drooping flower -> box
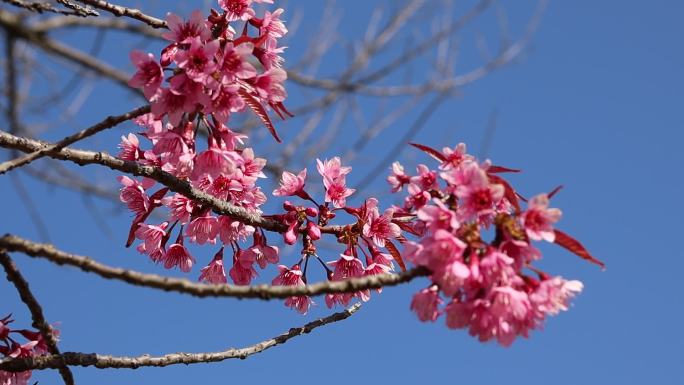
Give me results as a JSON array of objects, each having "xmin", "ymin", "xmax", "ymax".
[
  {"xmin": 411, "ymin": 286, "xmax": 443, "ymax": 322},
  {"xmin": 162, "ymin": 233, "xmax": 195, "ymax": 272},
  {"xmin": 272, "ymin": 264, "xmax": 313, "ymax": 314},
  {"xmin": 199, "ymin": 248, "xmax": 228, "ymax": 284}
]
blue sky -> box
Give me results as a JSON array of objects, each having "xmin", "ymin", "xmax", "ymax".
[{"xmin": 1, "ymin": 1, "xmax": 683, "ymax": 384}]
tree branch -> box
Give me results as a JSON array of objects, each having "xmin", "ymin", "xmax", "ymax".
[
  {"xmin": 0, "ymin": 303, "xmax": 361, "ymax": 371},
  {"xmin": 0, "ymin": 129, "xmax": 345, "ymax": 234},
  {"xmin": 0, "ymin": 252, "xmax": 76, "ymax": 384},
  {"xmin": 73, "ymin": 0, "xmax": 166, "ymax": 29},
  {"xmin": 1, "ymin": 0, "xmax": 94, "ymax": 16},
  {"xmin": 0, "ymin": 234, "xmax": 430, "ymax": 299},
  {"xmin": 0, "ymin": 105, "xmax": 150, "ymax": 175}
]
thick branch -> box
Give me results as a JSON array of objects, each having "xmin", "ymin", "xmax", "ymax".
[
  {"xmin": 0, "ymin": 129, "xmax": 340, "ymax": 233},
  {"xmin": 0, "ymin": 303, "xmax": 360, "ymax": 371},
  {"xmin": 0, "ymin": 234, "xmax": 430, "ymax": 299},
  {"xmin": 0, "ymin": 252, "xmax": 76, "ymax": 384},
  {"xmin": 0, "ymin": 105, "xmax": 149, "ymax": 175}
]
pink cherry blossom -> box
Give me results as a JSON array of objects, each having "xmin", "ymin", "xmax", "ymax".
[
  {"xmin": 243, "ymin": 231, "xmax": 279, "ymax": 269},
  {"xmin": 253, "ymin": 37, "xmax": 286, "ymax": 70},
  {"xmin": 530, "ymin": 277, "xmax": 583, "ymax": 315},
  {"xmin": 316, "ymin": 156, "xmax": 351, "ymax": 183},
  {"xmin": 229, "ymin": 250, "xmax": 258, "ymax": 285},
  {"xmin": 128, "ymin": 51, "xmax": 163, "ymax": 99},
  {"xmin": 218, "ymin": 216, "xmax": 255, "ymax": 244},
  {"xmin": 163, "ymin": 11, "xmax": 211, "ymax": 43},
  {"xmin": 185, "ymin": 213, "xmax": 218, "ymax": 245},
  {"xmin": 219, "ymin": 0, "xmax": 255, "ymax": 21},
  {"xmin": 273, "ymin": 168, "xmax": 307, "ymax": 197},
  {"xmin": 217, "ymin": 43, "xmax": 257, "ymax": 84},
  {"xmin": 272, "ymin": 264, "xmax": 313, "ymax": 314},
  {"xmin": 453, "ymin": 162, "xmax": 504, "ymax": 223},
  {"xmin": 199, "ymin": 248, "xmax": 228, "ymax": 284},
  {"xmin": 259, "ymin": 8, "xmax": 287, "ymax": 38},
  {"xmin": 174, "ymin": 37, "xmax": 219, "ymax": 83},
  {"xmin": 117, "ymin": 133, "xmax": 142, "ymax": 161},
  {"xmin": 252, "ymin": 67, "xmax": 287, "ymax": 103},
  {"xmin": 118, "ymin": 176, "xmax": 154, "ymax": 216},
  {"xmin": 411, "ymin": 286, "xmax": 442, "ymax": 322},
  {"xmin": 363, "ymin": 206, "xmax": 400, "ymax": 247},
  {"xmin": 163, "ymin": 237, "xmax": 195, "ymax": 272},
  {"xmin": 521, "ymin": 193, "xmax": 562, "ymax": 242},
  {"xmin": 162, "ymin": 193, "xmax": 195, "ymax": 224},
  {"xmin": 440, "ymin": 142, "xmax": 472, "ymax": 170},
  {"xmin": 387, "ymin": 161, "xmax": 410, "ymax": 192},
  {"xmin": 134, "ymin": 222, "xmax": 168, "ymax": 262}
]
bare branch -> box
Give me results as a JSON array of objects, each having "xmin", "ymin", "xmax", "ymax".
[
  {"xmin": 0, "ymin": 303, "xmax": 361, "ymax": 371},
  {"xmin": 0, "ymin": 105, "xmax": 150, "ymax": 175},
  {"xmin": 32, "ymin": 16, "xmax": 163, "ymax": 39},
  {"xmin": 1, "ymin": 0, "xmax": 93, "ymax": 16},
  {"xmin": 54, "ymin": 0, "xmax": 98, "ymax": 17},
  {"xmin": 0, "ymin": 234, "xmax": 430, "ymax": 299},
  {"xmin": 73, "ymin": 0, "xmax": 166, "ymax": 29},
  {"xmin": 0, "ymin": 9, "xmax": 134, "ymax": 89},
  {"xmin": 0, "ymin": 252, "xmax": 76, "ymax": 384},
  {"xmin": 0, "ymin": 130, "xmax": 327, "ymax": 233}
]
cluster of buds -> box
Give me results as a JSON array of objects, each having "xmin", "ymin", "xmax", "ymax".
[
  {"xmin": 0, "ymin": 314, "xmax": 56, "ymax": 385},
  {"xmin": 393, "ymin": 143, "xmax": 603, "ymax": 346},
  {"xmin": 114, "ymin": 0, "xmax": 600, "ymax": 346}
]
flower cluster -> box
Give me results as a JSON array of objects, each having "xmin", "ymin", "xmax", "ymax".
[
  {"xmin": 395, "ymin": 143, "xmax": 602, "ymax": 346},
  {"xmin": 119, "ymin": 1, "xmax": 291, "ymax": 284},
  {"xmin": 113, "ymin": 0, "xmax": 600, "ymax": 346},
  {"xmin": 0, "ymin": 314, "xmax": 56, "ymax": 385},
  {"xmin": 268, "ymin": 156, "xmax": 398, "ymax": 314}
]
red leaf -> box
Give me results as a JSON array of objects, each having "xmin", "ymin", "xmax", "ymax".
[
  {"xmin": 385, "ymin": 240, "xmax": 407, "ymax": 272},
  {"xmin": 548, "ymin": 185, "xmax": 564, "ymax": 199},
  {"xmin": 488, "ymin": 165, "xmax": 521, "ymax": 173},
  {"xmin": 395, "ymin": 220, "xmax": 422, "ymax": 237},
  {"xmin": 554, "ymin": 229, "xmax": 605, "ymax": 269},
  {"xmin": 488, "ymin": 174, "xmax": 521, "ymax": 213},
  {"xmin": 409, "ymin": 143, "xmax": 446, "ymax": 162},
  {"xmin": 238, "ymin": 88, "xmax": 281, "ymax": 143}
]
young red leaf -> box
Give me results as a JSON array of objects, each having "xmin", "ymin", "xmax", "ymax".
[
  {"xmin": 554, "ymin": 229, "xmax": 605, "ymax": 269},
  {"xmin": 238, "ymin": 88, "xmax": 282, "ymax": 143},
  {"xmin": 548, "ymin": 185, "xmax": 564, "ymax": 199},
  {"xmin": 488, "ymin": 174, "xmax": 521, "ymax": 213},
  {"xmin": 488, "ymin": 165, "xmax": 521, "ymax": 173},
  {"xmin": 385, "ymin": 240, "xmax": 407, "ymax": 272},
  {"xmin": 409, "ymin": 143, "xmax": 446, "ymax": 162}
]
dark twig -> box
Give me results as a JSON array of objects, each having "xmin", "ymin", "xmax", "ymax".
[
  {"xmin": 73, "ymin": 0, "xmax": 166, "ymax": 29},
  {"xmin": 0, "ymin": 105, "xmax": 149, "ymax": 175},
  {"xmin": 0, "ymin": 303, "xmax": 360, "ymax": 371},
  {"xmin": 0, "ymin": 252, "xmax": 76, "ymax": 384},
  {"xmin": 1, "ymin": 0, "xmax": 92, "ymax": 16}
]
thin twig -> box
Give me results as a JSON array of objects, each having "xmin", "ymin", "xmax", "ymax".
[
  {"xmin": 0, "ymin": 9, "xmax": 134, "ymax": 89},
  {"xmin": 0, "ymin": 252, "xmax": 76, "ymax": 384},
  {"xmin": 73, "ymin": 0, "xmax": 166, "ymax": 29},
  {"xmin": 0, "ymin": 303, "xmax": 361, "ymax": 371},
  {"xmin": 1, "ymin": 0, "xmax": 91, "ymax": 16},
  {"xmin": 0, "ymin": 234, "xmax": 430, "ymax": 299},
  {"xmin": 0, "ymin": 105, "xmax": 149, "ymax": 175}
]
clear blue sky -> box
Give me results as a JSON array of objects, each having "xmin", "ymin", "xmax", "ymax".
[{"xmin": 1, "ymin": 1, "xmax": 682, "ymax": 384}]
